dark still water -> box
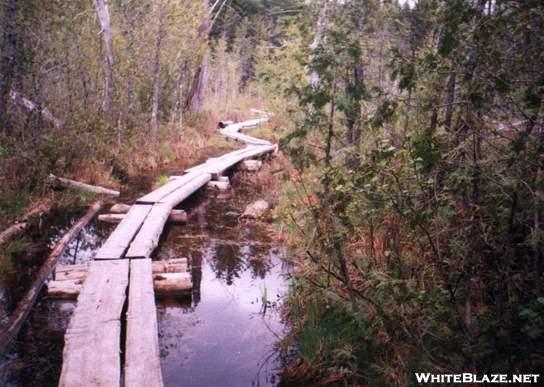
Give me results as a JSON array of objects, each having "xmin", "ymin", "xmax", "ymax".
[
  {"xmin": 0, "ymin": 172, "xmax": 290, "ymax": 387},
  {"xmin": 157, "ymin": 175, "xmax": 290, "ymax": 387}
]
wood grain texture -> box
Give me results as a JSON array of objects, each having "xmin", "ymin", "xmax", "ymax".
[
  {"xmin": 125, "ymin": 259, "xmax": 164, "ymax": 387},
  {"xmin": 137, "ymin": 171, "xmax": 202, "ymax": 204},
  {"xmin": 59, "ymin": 259, "xmax": 129, "ymax": 387},
  {"xmin": 125, "ymin": 203, "xmax": 171, "ymax": 258},
  {"xmin": 158, "ymin": 172, "xmax": 212, "ymax": 208},
  {"xmin": 94, "ymin": 204, "xmax": 152, "ymax": 259}
]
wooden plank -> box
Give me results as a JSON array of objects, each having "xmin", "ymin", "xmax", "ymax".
[
  {"xmin": 125, "ymin": 259, "xmax": 164, "ymax": 387},
  {"xmin": 59, "ymin": 260, "xmax": 129, "ymax": 387},
  {"xmin": 48, "ymin": 279, "xmax": 83, "ymax": 299},
  {"xmin": 109, "ymin": 203, "xmax": 131, "ymax": 213},
  {"xmin": 128, "ymin": 173, "xmax": 211, "ymax": 259},
  {"xmin": 184, "ymin": 147, "xmax": 249, "ymax": 174},
  {"xmin": 94, "ymin": 204, "xmax": 152, "ymax": 259},
  {"xmin": 158, "ymin": 172, "xmax": 212, "ymax": 207},
  {"xmin": 98, "ymin": 209, "xmax": 187, "ymax": 224},
  {"xmin": 125, "ymin": 204, "xmax": 171, "ymax": 259},
  {"xmin": 137, "ymin": 171, "xmax": 202, "ymax": 204},
  {"xmin": 206, "ymin": 145, "xmax": 276, "ymax": 176}
]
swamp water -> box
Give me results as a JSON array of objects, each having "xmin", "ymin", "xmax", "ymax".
[{"xmin": 0, "ymin": 173, "xmax": 290, "ymax": 386}]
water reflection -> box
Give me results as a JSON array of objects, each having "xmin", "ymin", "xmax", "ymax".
[
  {"xmin": 0, "ymin": 209, "xmax": 112, "ymax": 386},
  {"xmin": 157, "ymin": 182, "xmax": 290, "ymax": 387}
]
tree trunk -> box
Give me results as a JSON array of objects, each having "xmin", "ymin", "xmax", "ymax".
[
  {"xmin": 150, "ymin": 1, "xmax": 166, "ymax": 139},
  {"xmin": 122, "ymin": 5, "xmax": 138, "ymax": 118},
  {"xmin": 0, "ymin": 0, "xmax": 20, "ymax": 130},
  {"xmin": 185, "ymin": 49, "xmax": 209, "ymax": 114},
  {"xmin": 0, "ymin": 202, "xmax": 103, "ymax": 352},
  {"xmin": 172, "ymin": 61, "xmax": 186, "ymax": 129},
  {"xmin": 185, "ymin": 0, "xmax": 211, "ymax": 114},
  {"xmin": 94, "ymin": 0, "xmax": 115, "ymax": 120},
  {"xmin": 309, "ymin": 0, "xmax": 330, "ymax": 88},
  {"xmin": 444, "ymin": 68, "xmax": 457, "ymax": 131}
]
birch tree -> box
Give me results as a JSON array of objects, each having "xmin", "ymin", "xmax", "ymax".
[{"xmin": 94, "ymin": 0, "xmax": 115, "ymax": 120}]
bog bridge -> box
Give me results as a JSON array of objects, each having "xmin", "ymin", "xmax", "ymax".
[{"xmin": 58, "ymin": 113, "xmax": 276, "ymax": 387}]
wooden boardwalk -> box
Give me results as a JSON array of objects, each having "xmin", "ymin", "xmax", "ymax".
[{"xmin": 59, "ymin": 113, "xmax": 274, "ymax": 386}]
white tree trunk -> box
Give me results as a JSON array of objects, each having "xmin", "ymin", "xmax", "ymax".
[
  {"xmin": 309, "ymin": 0, "xmax": 330, "ymax": 88},
  {"xmin": 94, "ymin": 0, "xmax": 115, "ymax": 118},
  {"xmin": 150, "ymin": 1, "xmax": 166, "ymax": 139}
]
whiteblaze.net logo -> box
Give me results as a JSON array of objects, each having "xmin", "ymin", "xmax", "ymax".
[{"xmin": 415, "ymin": 373, "xmax": 540, "ymax": 384}]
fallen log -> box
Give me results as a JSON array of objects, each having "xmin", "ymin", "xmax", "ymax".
[
  {"xmin": 241, "ymin": 199, "xmax": 270, "ymax": 219},
  {"xmin": 48, "ymin": 279, "xmax": 84, "ymax": 299},
  {"xmin": 0, "ymin": 201, "xmax": 103, "ymax": 352},
  {"xmin": 207, "ymin": 181, "xmax": 230, "ymax": 191},
  {"xmin": 47, "ymin": 258, "xmax": 189, "ymax": 299},
  {"xmin": 109, "ymin": 203, "xmax": 132, "ymax": 213},
  {"xmin": 241, "ymin": 159, "xmax": 263, "ymax": 172},
  {"xmin": 0, "ymin": 201, "xmax": 52, "ymax": 247},
  {"xmin": 47, "ymin": 174, "xmax": 120, "ymax": 196},
  {"xmin": 153, "ymin": 272, "xmax": 192, "ymax": 296},
  {"xmin": 9, "ymin": 89, "xmax": 63, "ymax": 129},
  {"xmin": 97, "ymin": 210, "xmax": 188, "ymax": 224}
]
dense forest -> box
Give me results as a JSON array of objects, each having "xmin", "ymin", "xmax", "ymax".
[{"xmin": 1, "ymin": 0, "xmax": 543, "ymax": 385}]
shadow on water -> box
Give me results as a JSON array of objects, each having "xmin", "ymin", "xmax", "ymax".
[
  {"xmin": 0, "ymin": 171, "xmax": 291, "ymax": 387},
  {"xmin": 157, "ymin": 173, "xmax": 291, "ymax": 387},
  {"xmin": 0, "ymin": 208, "xmax": 114, "ymax": 386}
]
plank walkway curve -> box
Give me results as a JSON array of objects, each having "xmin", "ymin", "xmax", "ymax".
[{"xmin": 59, "ymin": 112, "xmax": 275, "ymax": 387}]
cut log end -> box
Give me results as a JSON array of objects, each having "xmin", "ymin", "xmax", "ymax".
[
  {"xmin": 241, "ymin": 159, "xmax": 263, "ymax": 172},
  {"xmin": 47, "ymin": 258, "xmax": 191, "ymax": 299}
]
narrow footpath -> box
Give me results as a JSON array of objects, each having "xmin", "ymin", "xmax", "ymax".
[{"xmin": 59, "ymin": 112, "xmax": 276, "ymax": 387}]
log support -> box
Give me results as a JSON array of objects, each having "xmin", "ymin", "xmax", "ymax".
[{"xmin": 47, "ymin": 258, "xmax": 190, "ymax": 299}]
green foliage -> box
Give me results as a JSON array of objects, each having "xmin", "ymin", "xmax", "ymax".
[{"xmin": 277, "ymin": 0, "xmax": 544, "ymax": 384}]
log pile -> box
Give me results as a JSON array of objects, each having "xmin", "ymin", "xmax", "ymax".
[{"xmin": 47, "ymin": 258, "xmax": 192, "ymax": 299}]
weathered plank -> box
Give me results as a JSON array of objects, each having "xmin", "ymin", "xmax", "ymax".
[
  {"xmin": 109, "ymin": 203, "xmax": 132, "ymax": 213},
  {"xmin": 205, "ymin": 145, "xmax": 276, "ymax": 176},
  {"xmin": 59, "ymin": 259, "xmax": 129, "ymax": 387},
  {"xmin": 48, "ymin": 279, "xmax": 83, "ymax": 299},
  {"xmin": 184, "ymin": 147, "xmax": 249, "ymax": 174},
  {"xmin": 98, "ymin": 209, "xmax": 187, "ymax": 224},
  {"xmin": 158, "ymin": 172, "xmax": 212, "ymax": 207},
  {"xmin": 219, "ymin": 117, "xmax": 271, "ymax": 145},
  {"xmin": 94, "ymin": 204, "xmax": 152, "ymax": 259},
  {"xmin": 125, "ymin": 204, "xmax": 171, "ymax": 259},
  {"xmin": 125, "ymin": 259, "xmax": 164, "ymax": 387},
  {"xmin": 137, "ymin": 171, "xmax": 203, "ymax": 204}
]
